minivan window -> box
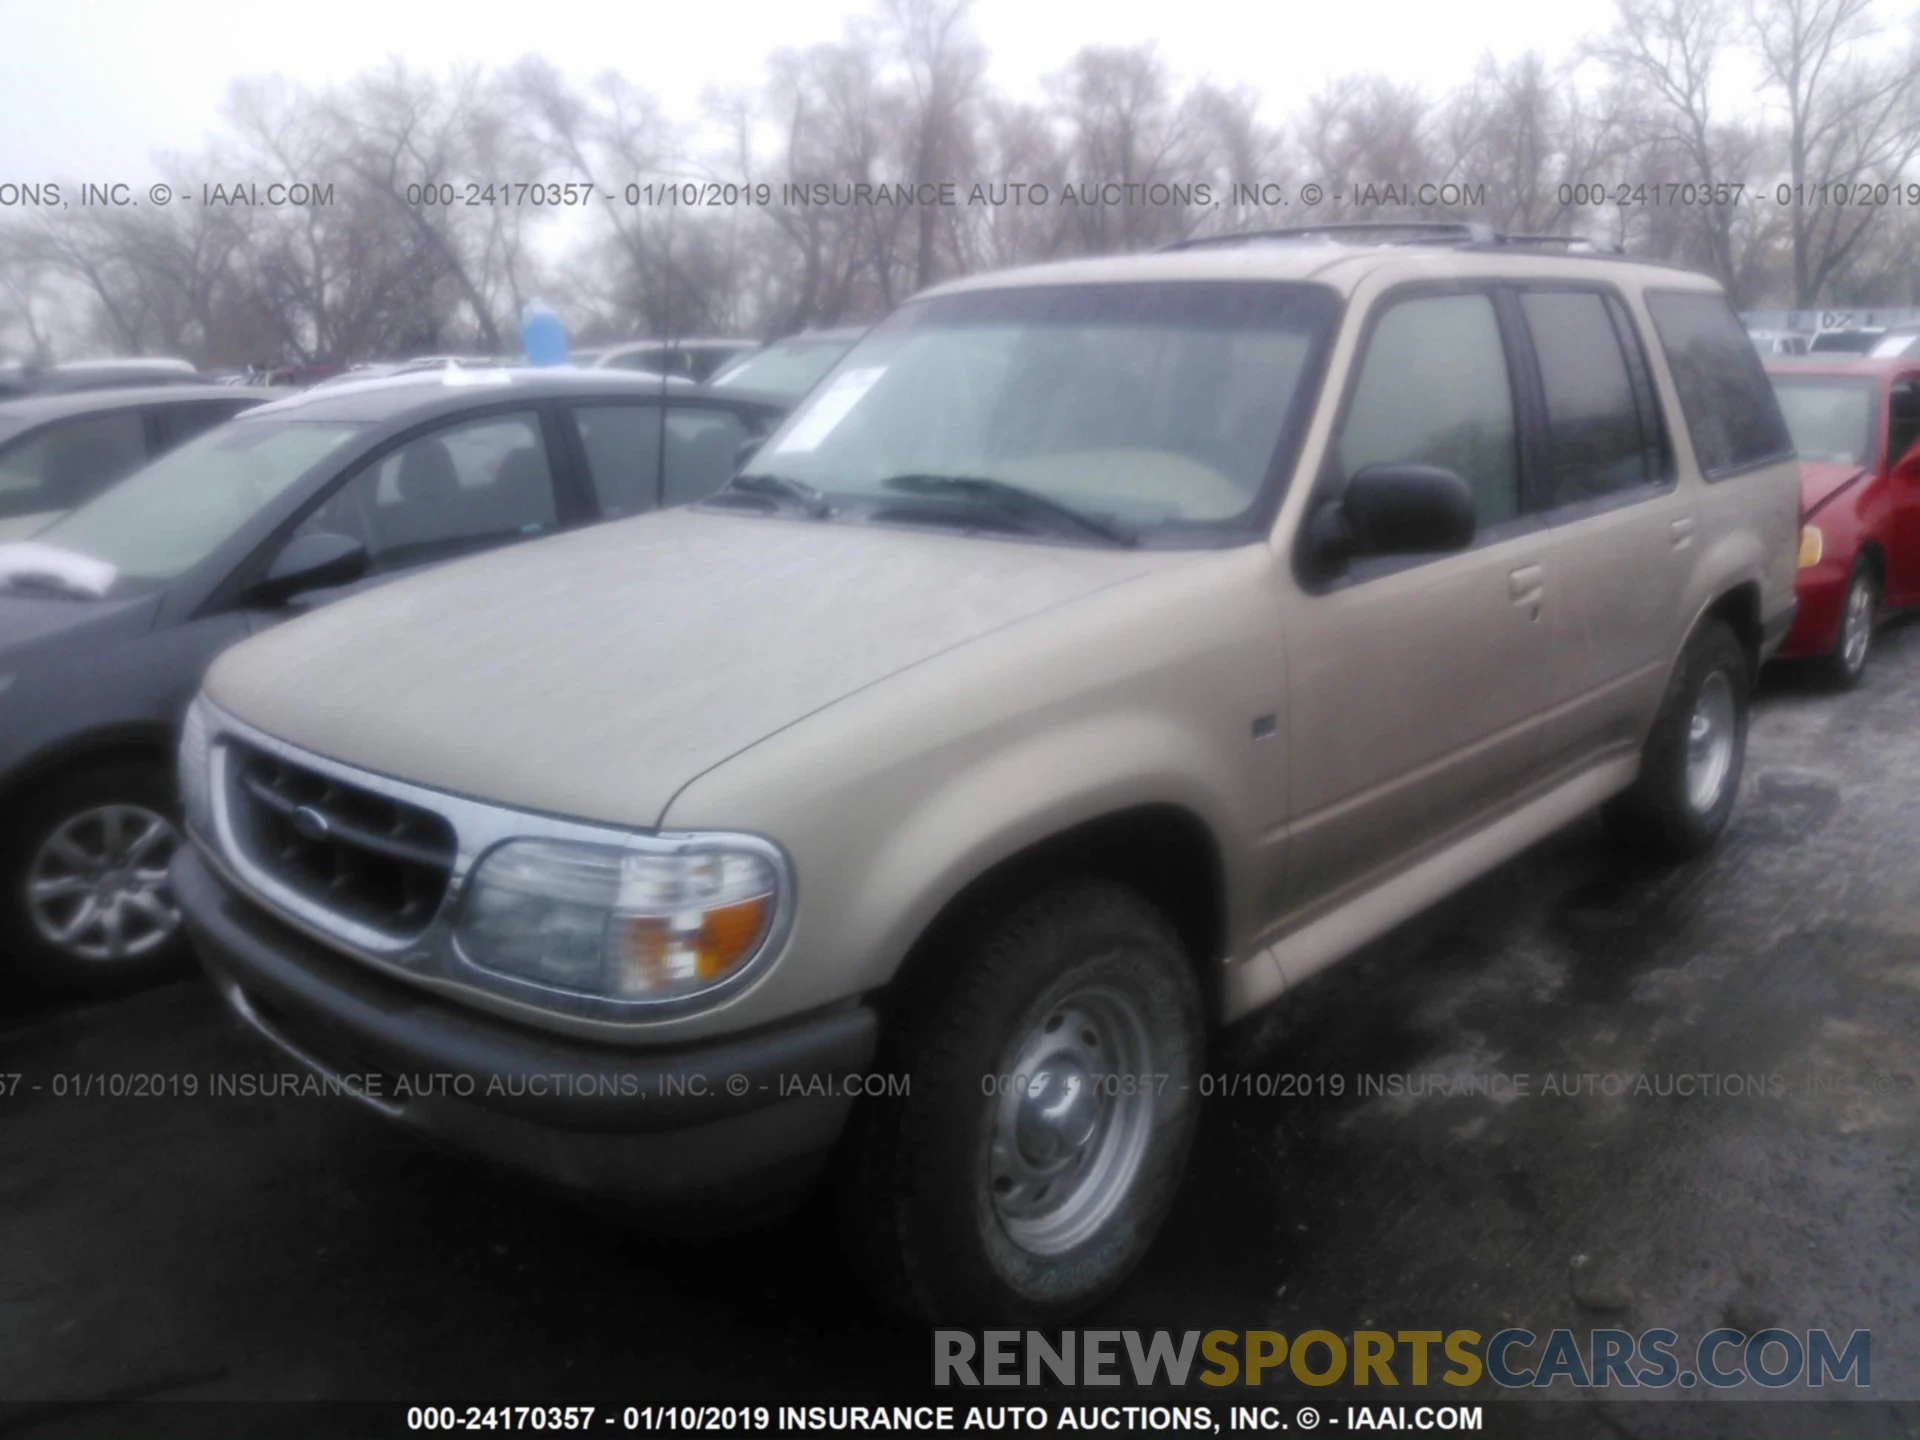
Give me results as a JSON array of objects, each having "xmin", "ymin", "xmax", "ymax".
[
  {"xmin": 1767, "ymin": 375, "xmax": 1876, "ymax": 467},
  {"xmin": 295, "ymin": 411, "xmax": 555, "ymax": 570},
  {"xmin": 574, "ymin": 403, "xmax": 663, "ymax": 519},
  {"xmin": 741, "ymin": 283, "xmax": 1339, "ymax": 537},
  {"xmin": 1646, "ymin": 292, "xmax": 1793, "ymax": 478},
  {"xmin": 1338, "ymin": 292, "xmax": 1519, "ymax": 526},
  {"xmin": 1522, "ymin": 290, "xmax": 1658, "ymax": 506},
  {"xmin": 34, "ymin": 419, "xmax": 363, "ymax": 581}
]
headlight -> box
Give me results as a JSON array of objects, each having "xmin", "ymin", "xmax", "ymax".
[
  {"xmin": 1798, "ymin": 524, "xmax": 1825, "ymax": 569},
  {"xmin": 453, "ymin": 838, "xmax": 785, "ymax": 1005},
  {"xmin": 178, "ymin": 695, "xmax": 213, "ymax": 835}
]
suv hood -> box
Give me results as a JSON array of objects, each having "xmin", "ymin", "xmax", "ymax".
[{"xmin": 205, "ymin": 508, "xmax": 1182, "ymax": 826}]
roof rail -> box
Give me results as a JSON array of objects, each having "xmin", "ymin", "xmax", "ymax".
[
  {"xmin": 1161, "ymin": 222, "xmax": 1625, "ymax": 255},
  {"xmin": 1496, "ymin": 232, "xmax": 1623, "ymax": 254},
  {"xmin": 1161, "ymin": 221, "xmax": 1500, "ymax": 252}
]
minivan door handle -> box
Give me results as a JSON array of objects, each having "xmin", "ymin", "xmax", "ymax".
[{"xmin": 1670, "ymin": 517, "xmax": 1696, "ymax": 548}]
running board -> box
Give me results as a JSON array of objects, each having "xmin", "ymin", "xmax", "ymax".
[{"xmin": 1222, "ymin": 756, "xmax": 1638, "ymax": 1022}]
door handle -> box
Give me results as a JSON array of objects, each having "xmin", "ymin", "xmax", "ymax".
[
  {"xmin": 1508, "ymin": 564, "xmax": 1544, "ymax": 600},
  {"xmin": 1670, "ymin": 517, "xmax": 1696, "ymax": 548}
]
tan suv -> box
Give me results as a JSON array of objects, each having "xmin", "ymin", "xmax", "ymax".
[{"xmin": 172, "ymin": 224, "xmax": 1799, "ymax": 1323}]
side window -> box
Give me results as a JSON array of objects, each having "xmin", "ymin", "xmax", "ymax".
[
  {"xmin": 1888, "ymin": 380, "xmax": 1920, "ymax": 469},
  {"xmin": 1521, "ymin": 290, "xmax": 1659, "ymax": 508},
  {"xmin": 1338, "ymin": 292, "xmax": 1519, "ymax": 526},
  {"xmin": 663, "ymin": 407, "xmax": 752, "ymax": 507},
  {"xmin": 574, "ymin": 403, "xmax": 663, "ymax": 519},
  {"xmin": 0, "ymin": 410, "xmax": 148, "ymax": 521},
  {"xmin": 1645, "ymin": 291, "xmax": 1793, "ymax": 478},
  {"xmin": 296, "ymin": 410, "xmax": 554, "ymax": 570}
]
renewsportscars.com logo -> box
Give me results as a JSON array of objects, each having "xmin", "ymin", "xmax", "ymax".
[{"xmin": 933, "ymin": 1328, "xmax": 1872, "ymax": 1390}]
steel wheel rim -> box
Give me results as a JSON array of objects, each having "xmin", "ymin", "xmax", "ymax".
[
  {"xmin": 1684, "ymin": 670, "xmax": 1737, "ymax": 814},
  {"xmin": 988, "ymin": 984, "xmax": 1156, "ymax": 1257},
  {"xmin": 1840, "ymin": 576, "xmax": 1874, "ymax": 674},
  {"xmin": 25, "ymin": 804, "xmax": 181, "ymax": 963}
]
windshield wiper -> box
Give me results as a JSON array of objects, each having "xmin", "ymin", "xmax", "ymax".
[
  {"xmin": 879, "ymin": 474, "xmax": 1137, "ymax": 548},
  {"xmin": 716, "ymin": 472, "xmax": 833, "ymax": 518}
]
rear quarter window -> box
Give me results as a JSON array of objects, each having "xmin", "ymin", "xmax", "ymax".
[{"xmin": 1645, "ymin": 291, "xmax": 1794, "ymax": 479}]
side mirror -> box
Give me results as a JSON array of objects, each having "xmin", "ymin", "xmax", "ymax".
[
  {"xmin": 1307, "ymin": 464, "xmax": 1477, "ymax": 569},
  {"xmin": 250, "ymin": 531, "xmax": 368, "ymax": 604}
]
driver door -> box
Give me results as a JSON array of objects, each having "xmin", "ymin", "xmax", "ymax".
[{"xmin": 1277, "ymin": 288, "xmax": 1557, "ymax": 930}]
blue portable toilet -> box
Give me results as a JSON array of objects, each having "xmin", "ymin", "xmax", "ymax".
[{"xmin": 520, "ymin": 301, "xmax": 569, "ymax": 366}]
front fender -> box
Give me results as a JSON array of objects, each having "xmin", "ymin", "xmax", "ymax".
[{"xmin": 843, "ymin": 707, "xmax": 1252, "ymax": 995}]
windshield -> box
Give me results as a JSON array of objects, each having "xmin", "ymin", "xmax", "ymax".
[
  {"xmin": 33, "ymin": 417, "xmax": 364, "ymax": 581},
  {"xmin": 737, "ymin": 283, "xmax": 1338, "ymax": 540},
  {"xmin": 1769, "ymin": 376, "xmax": 1877, "ymax": 466},
  {"xmin": 710, "ymin": 335, "xmax": 858, "ymax": 395}
]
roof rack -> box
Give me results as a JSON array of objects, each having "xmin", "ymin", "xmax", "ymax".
[
  {"xmin": 1161, "ymin": 221, "xmax": 1499, "ymax": 251},
  {"xmin": 1500, "ymin": 232, "xmax": 1623, "ymax": 254},
  {"xmin": 1159, "ymin": 222, "xmax": 1623, "ymax": 255}
]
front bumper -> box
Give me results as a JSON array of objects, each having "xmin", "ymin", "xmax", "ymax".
[
  {"xmin": 1775, "ymin": 565, "xmax": 1845, "ymax": 661},
  {"xmin": 1759, "ymin": 593, "xmax": 1801, "ymax": 664},
  {"xmin": 174, "ymin": 844, "xmax": 878, "ymax": 1217}
]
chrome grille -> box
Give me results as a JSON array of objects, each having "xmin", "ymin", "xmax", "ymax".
[{"xmin": 227, "ymin": 743, "xmax": 457, "ymax": 936}]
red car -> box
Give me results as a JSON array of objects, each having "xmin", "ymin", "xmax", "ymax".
[{"xmin": 1765, "ymin": 357, "xmax": 1920, "ymax": 684}]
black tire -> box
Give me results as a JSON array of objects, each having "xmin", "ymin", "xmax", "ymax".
[
  {"xmin": 0, "ymin": 761, "xmax": 190, "ymax": 994},
  {"xmin": 1821, "ymin": 561, "xmax": 1879, "ymax": 689},
  {"xmin": 838, "ymin": 878, "xmax": 1205, "ymax": 1324},
  {"xmin": 1603, "ymin": 618, "xmax": 1748, "ymax": 863}
]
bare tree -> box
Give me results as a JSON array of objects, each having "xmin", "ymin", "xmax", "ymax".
[
  {"xmin": 1300, "ymin": 74, "xmax": 1436, "ymax": 220},
  {"xmin": 1590, "ymin": 0, "xmax": 1746, "ymax": 289},
  {"xmin": 1746, "ymin": 0, "xmax": 1920, "ymax": 304}
]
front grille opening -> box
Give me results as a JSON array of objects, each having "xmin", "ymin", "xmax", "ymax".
[{"xmin": 230, "ymin": 745, "xmax": 456, "ymax": 936}]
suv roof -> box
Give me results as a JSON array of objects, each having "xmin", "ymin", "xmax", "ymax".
[{"xmin": 923, "ymin": 226, "xmax": 1717, "ymax": 301}]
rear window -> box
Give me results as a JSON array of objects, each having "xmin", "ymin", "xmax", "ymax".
[{"xmin": 1645, "ymin": 292, "xmax": 1793, "ymax": 478}]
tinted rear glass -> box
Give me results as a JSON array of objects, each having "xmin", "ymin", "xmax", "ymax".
[
  {"xmin": 1646, "ymin": 292, "xmax": 1793, "ymax": 478},
  {"xmin": 1522, "ymin": 290, "xmax": 1661, "ymax": 505}
]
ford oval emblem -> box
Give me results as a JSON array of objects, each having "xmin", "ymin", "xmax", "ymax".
[{"xmin": 290, "ymin": 805, "xmax": 332, "ymax": 842}]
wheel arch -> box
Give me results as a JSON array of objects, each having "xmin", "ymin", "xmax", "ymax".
[
  {"xmin": 0, "ymin": 724, "xmax": 177, "ymax": 819},
  {"xmin": 1698, "ymin": 580, "xmax": 1763, "ymax": 685},
  {"xmin": 876, "ymin": 802, "xmax": 1232, "ymax": 1027}
]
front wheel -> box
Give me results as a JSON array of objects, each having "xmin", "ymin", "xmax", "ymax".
[
  {"xmin": 1604, "ymin": 618, "xmax": 1748, "ymax": 863},
  {"xmin": 840, "ymin": 879, "xmax": 1204, "ymax": 1324},
  {"xmin": 0, "ymin": 762, "xmax": 188, "ymax": 993},
  {"xmin": 1823, "ymin": 561, "xmax": 1878, "ymax": 688}
]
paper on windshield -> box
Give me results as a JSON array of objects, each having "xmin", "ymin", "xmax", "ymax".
[
  {"xmin": 770, "ymin": 366, "xmax": 886, "ymax": 454},
  {"xmin": 0, "ymin": 541, "xmax": 119, "ymax": 597}
]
